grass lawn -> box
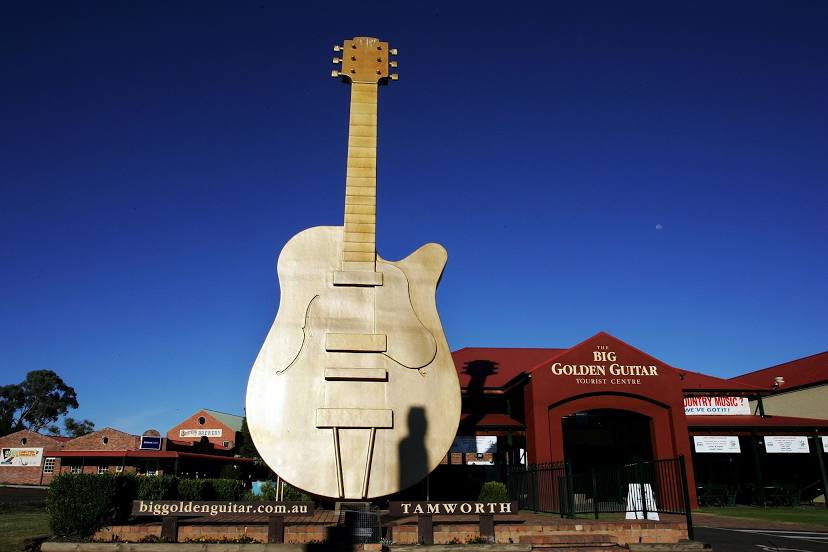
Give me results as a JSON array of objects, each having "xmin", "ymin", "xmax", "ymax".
[
  {"xmin": 0, "ymin": 507, "xmax": 51, "ymax": 551},
  {"xmin": 696, "ymin": 507, "xmax": 828, "ymax": 528}
]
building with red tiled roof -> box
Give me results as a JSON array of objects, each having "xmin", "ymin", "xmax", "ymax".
[
  {"xmin": 730, "ymin": 350, "xmax": 828, "ymax": 421},
  {"xmin": 0, "ymin": 410, "xmax": 255, "ymax": 486},
  {"xmin": 444, "ymin": 332, "xmax": 828, "ymax": 508}
]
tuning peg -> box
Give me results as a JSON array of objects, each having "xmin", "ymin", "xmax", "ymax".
[
  {"xmin": 390, "ymin": 74, "xmax": 399, "ymax": 81},
  {"xmin": 389, "ymin": 60, "xmax": 398, "ymax": 68},
  {"xmin": 333, "ymin": 45, "xmax": 342, "ymax": 52},
  {"xmin": 332, "ymin": 57, "xmax": 342, "ymax": 64},
  {"xmin": 389, "ymin": 48, "xmax": 398, "ymax": 55},
  {"xmin": 331, "ymin": 70, "xmax": 341, "ymax": 78}
]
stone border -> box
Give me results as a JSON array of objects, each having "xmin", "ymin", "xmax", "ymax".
[{"xmin": 42, "ymin": 544, "xmax": 383, "ymax": 552}]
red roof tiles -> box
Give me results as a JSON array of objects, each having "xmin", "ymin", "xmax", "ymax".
[
  {"xmin": 731, "ymin": 350, "xmax": 828, "ymax": 391},
  {"xmin": 679, "ymin": 369, "xmax": 767, "ymax": 393},
  {"xmin": 452, "ymin": 347, "xmax": 565, "ymax": 389}
]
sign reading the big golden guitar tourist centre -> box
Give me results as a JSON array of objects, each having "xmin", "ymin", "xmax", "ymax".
[{"xmin": 550, "ymin": 347, "xmax": 658, "ymax": 386}]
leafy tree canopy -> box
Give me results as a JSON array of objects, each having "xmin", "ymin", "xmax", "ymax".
[
  {"xmin": 238, "ymin": 417, "xmax": 260, "ymax": 459},
  {"xmin": 0, "ymin": 370, "xmax": 80, "ymax": 434},
  {"xmin": 48, "ymin": 417, "xmax": 96, "ymax": 438}
]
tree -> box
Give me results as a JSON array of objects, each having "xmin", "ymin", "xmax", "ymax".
[
  {"xmin": 238, "ymin": 417, "xmax": 260, "ymax": 459},
  {"xmin": 0, "ymin": 370, "xmax": 80, "ymax": 434},
  {"xmin": 62, "ymin": 417, "xmax": 96, "ymax": 437}
]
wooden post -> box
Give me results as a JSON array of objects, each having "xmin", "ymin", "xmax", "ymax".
[
  {"xmin": 268, "ymin": 515, "xmax": 285, "ymax": 544},
  {"xmin": 479, "ymin": 514, "xmax": 494, "ymax": 542},
  {"xmin": 813, "ymin": 436, "xmax": 828, "ymax": 510},
  {"xmin": 160, "ymin": 516, "xmax": 178, "ymax": 542},
  {"xmin": 417, "ymin": 514, "xmax": 433, "ymax": 545}
]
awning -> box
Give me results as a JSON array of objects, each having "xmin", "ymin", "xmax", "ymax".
[
  {"xmin": 459, "ymin": 413, "xmax": 525, "ymax": 429},
  {"xmin": 687, "ymin": 414, "xmax": 828, "ymax": 430}
]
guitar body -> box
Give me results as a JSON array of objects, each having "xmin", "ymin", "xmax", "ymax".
[{"xmin": 246, "ymin": 226, "xmax": 460, "ymax": 499}]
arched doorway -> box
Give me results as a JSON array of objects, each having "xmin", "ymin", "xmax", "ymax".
[{"xmin": 562, "ymin": 409, "xmax": 653, "ymax": 471}]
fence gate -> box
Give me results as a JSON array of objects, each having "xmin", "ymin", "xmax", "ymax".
[{"xmin": 507, "ymin": 456, "xmax": 694, "ymax": 539}]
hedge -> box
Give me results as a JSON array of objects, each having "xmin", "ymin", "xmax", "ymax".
[
  {"xmin": 137, "ymin": 475, "xmax": 178, "ymax": 500},
  {"xmin": 211, "ymin": 478, "xmax": 244, "ymax": 500},
  {"xmin": 48, "ymin": 474, "xmax": 252, "ymax": 536},
  {"xmin": 178, "ymin": 478, "xmax": 213, "ymax": 500},
  {"xmin": 47, "ymin": 473, "xmax": 138, "ymax": 537}
]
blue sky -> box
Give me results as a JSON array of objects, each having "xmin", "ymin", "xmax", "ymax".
[{"xmin": 2, "ymin": 1, "xmax": 826, "ymax": 435}]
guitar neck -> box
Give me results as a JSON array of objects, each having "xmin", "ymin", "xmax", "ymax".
[{"xmin": 342, "ymin": 82, "xmax": 378, "ymax": 272}]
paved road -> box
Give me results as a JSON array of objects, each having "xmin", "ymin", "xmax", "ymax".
[{"xmin": 697, "ymin": 527, "xmax": 828, "ymax": 552}]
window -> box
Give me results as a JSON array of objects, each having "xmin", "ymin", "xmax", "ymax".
[
  {"xmin": 197, "ymin": 416, "xmax": 206, "ymax": 425},
  {"xmin": 70, "ymin": 465, "xmax": 82, "ymax": 474},
  {"xmin": 223, "ymin": 441, "xmax": 230, "ymax": 448},
  {"xmin": 43, "ymin": 458, "xmax": 55, "ymax": 474},
  {"xmin": 97, "ymin": 465, "xmax": 108, "ymax": 474},
  {"xmin": 20, "ymin": 437, "xmax": 27, "ymax": 445},
  {"xmin": 102, "ymin": 437, "xmax": 109, "ymax": 445},
  {"xmin": 115, "ymin": 465, "xmax": 124, "ymax": 473}
]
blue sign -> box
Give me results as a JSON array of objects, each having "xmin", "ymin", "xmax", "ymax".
[{"xmin": 140, "ymin": 436, "xmax": 162, "ymax": 450}]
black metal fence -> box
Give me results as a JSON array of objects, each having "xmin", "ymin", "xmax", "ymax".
[{"xmin": 507, "ymin": 456, "xmax": 693, "ymax": 539}]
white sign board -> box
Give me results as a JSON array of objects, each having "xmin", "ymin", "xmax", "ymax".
[
  {"xmin": 1, "ymin": 447, "xmax": 44, "ymax": 467},
  {"xmin": 684, "ymin": 396, "xmax": 750, "ymax": 415},
  {"xmin": 822, "ymin": 436, "xmax": 828, "ymax": 453},
  {"xmin": 179, "ymin": 429, "xmax": 222, "ymax": 438},
  {"xmin": 450, "ymin": 436, "xmax": 497, "ymax": 454},
  {"xmin": 764, "ymin": 436, "xmax": 809, "ymax": 454},
  {"xmin": 693, "ymin": 436, "xmax": 741, "ymax": 453},
  {"xmin": 625, "ymin": 483, "xmax": 659, "ymax": 520}
]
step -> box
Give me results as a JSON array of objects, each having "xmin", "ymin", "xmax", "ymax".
[
  {"xmin": 628, "ymin": 543, "xmax": 710, "ymax": 552},
  {"xmin": 520, "ymin": 534, "xmax": 618, "ymax": 546},
  {"xmin": 389, "ymin": 546, "xmax": 531, "ymax": 552}
]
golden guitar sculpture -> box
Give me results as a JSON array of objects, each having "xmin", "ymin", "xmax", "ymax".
[{"xmin": 246, "ymin": 37, "xmax": 461, "ymax": 499}]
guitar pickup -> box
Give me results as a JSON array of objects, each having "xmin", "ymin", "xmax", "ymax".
[
  {"xmin": 325, "ymin": 333, "xmax": 387, "ymax": 352},
  {"xmin": 316, "ymin": 408, "xmax": 393, "ymax": 429},
  {"xmin": 333, "ymin": 271, "xmax": 383, "ymax": 287},
  {"xmin": 325, "ymin": 368, "xmax": 387, "ymax": 381}
]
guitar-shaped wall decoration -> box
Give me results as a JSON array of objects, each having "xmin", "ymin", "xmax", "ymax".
[{"xmin": 246, "ymin": 37, "xmax": 460, "ymax": 500}]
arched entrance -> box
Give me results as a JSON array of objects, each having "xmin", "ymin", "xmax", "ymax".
[
  {"xmin": 562, "ymin": 409, "xmax": 653, "ymax": 471},
  {"xmin": 546, "ymin": 394, "xmax": 679, "ymax": 465}
]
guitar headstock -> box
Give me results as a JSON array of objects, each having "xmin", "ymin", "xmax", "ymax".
[{"xmin": 331, "ymin": 37, "xmax": 398, "ymax": 84}]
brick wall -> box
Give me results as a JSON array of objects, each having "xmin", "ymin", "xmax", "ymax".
[
  {"xmin": 62, "ymin": 428, "xmax": 140, "ymax": 451},
  {"xmin": 0, "ymin": 430, "xmax": 65, "ymax": 485},
  {"xmin": 167, "ymin": 410, "xmax": 237, "ymax": 450}
]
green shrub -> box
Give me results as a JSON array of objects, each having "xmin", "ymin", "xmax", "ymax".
[
  {"xmin": 260, "ymin": 481, "xmax": 278, "ymax": 500},
  {"xmin": 478, "ymin": 481, "xmax": 508, "ymax": 503},
  {"xmin": 211, "ymin": 478, "xmax": 243, "ymax": 500},
  {"xmin": 137, "ymin": 475, "xmax": 178, "ymax": 500},
  {"xmin": 249, "ymin": 480, "xmax": 278, "ymax": 501},
  {"xmin": 178, "ymin": 478, "xmax": 214, "ymax": 500},
  {"xmin": 218, "ymin": 464, "xmax": 242, "ymax": 480},
  {"xmin": 47, "ymin": 473, "xmax": 137, "ymax": 537},
  {"xmin": 282, "ymin": 482, "xmax": 310, "ymax": 502},
  {"xmin": 245, "ymin": 480, "xmax": 310, "ymax": 502}
]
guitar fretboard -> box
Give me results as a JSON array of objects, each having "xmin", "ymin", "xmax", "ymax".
[{"xmin": 342, "ymin": 82, "xmax": 378, "ymax": 272}]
